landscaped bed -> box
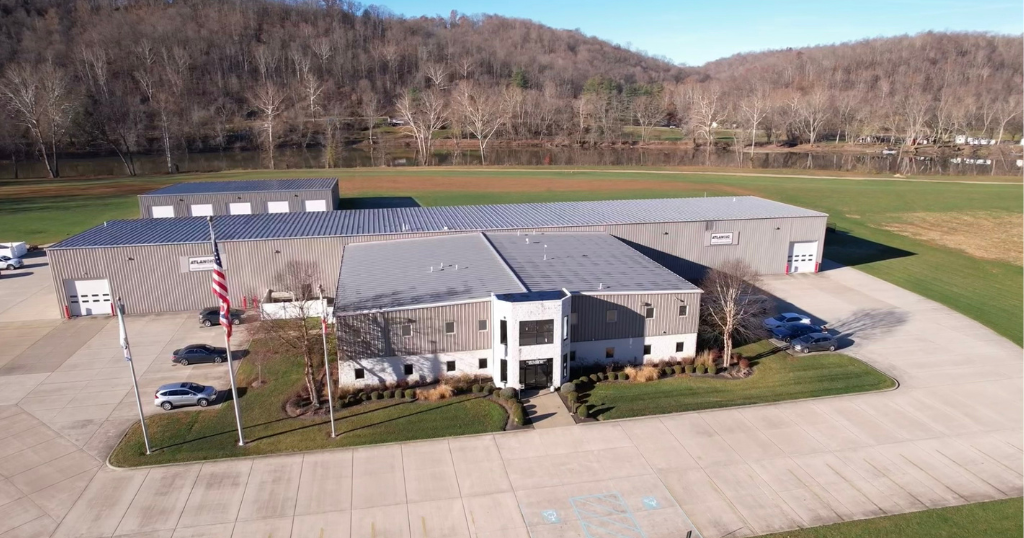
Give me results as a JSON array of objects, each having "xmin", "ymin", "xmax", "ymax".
[
  {"xmin": 109, "ymin": 347, "xmax": 508, "ymax": 468},
  {"xmin": 570, "ymin": 341, "xmax": 895, "ymax": 421}
]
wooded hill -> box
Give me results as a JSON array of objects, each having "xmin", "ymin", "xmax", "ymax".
[{"xmin": 0, "ymin": 0, "xmax": 1020, "ymax": 176}]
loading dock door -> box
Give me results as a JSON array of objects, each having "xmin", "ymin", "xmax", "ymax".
[
  {"xmin": 267, "ymin": 201, "xmax": 289, "ymax": 213},
  {"xmin": 787, "ymin": 241, "xmax": 819, "ymax": 273},
  {"xmin": 304, "ymin": 199, "xmax": 327, "ymax": 212},
  {"xmin": 66, "ymin": 279, "xmax": 112, "ymax": 316},
  {"xmin": 190, "ymin": 204, "xmax": 214, "ymax": 217},
  {"xmin": 151, "ymin": 206, "xmax": 175, "ymax": 218}
]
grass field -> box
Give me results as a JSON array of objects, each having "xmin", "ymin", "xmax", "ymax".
[
  {"xmin": 583, "ymin": 341, "xmax": 895, "ymax": 420},
  {"xmin": 758, "ymin": 498, "xmax": 1022, "ymax": 538},
  {"xmin": 109, "ymin": 347, "xmax": 508, "ymax": 467},
  {"xmin": 2, "ymin": 166, "xmax": 1021, "ymax": 344}
]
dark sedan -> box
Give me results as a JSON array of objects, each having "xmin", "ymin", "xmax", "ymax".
[
  {"xmin": 771, "ymin": 322, "xmax": 826, "ymax": 343},
  {"xmin": 199, "ymin": 307, "xmax": 243, "ymax": 327},
  {"xmin": 791, "ymin": 333, "xmax": 838, "ymax": 354},
  {"xmin": 172, "ymin": 344, "xmax": 229, "ymax": 366}
]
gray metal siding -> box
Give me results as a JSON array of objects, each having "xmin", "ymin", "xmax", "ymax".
[
  {"xmin": 47, "ymin": 216, "xmax": 824, "ymax": 315},
  {"xmin": 138, "ymin": 189, "xmax": 336, "ymax": 218},
  {"xmin": 570, "ymin": 292, "xmax": 700, "ymax": 342},
  {"xmin": 336, "ymin": 301, "xmax": 491, "ymax": 360}
]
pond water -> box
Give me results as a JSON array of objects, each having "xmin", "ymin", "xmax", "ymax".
[{"xmin": 1, "ymin": 145, "xmax": 1019, "ymax": 178}]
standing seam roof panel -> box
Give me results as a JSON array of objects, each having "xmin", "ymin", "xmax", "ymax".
[{"xmin": 140, "ymin": 178, "xmax": 338, "ymax": 196}]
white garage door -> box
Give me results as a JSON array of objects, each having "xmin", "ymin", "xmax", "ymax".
[
  {"xmin": 229, "ymin": 202, "xmax": 252, "ymax": 215},
  {"xmin": 787, "ymin": 241, "xmax": 819, "ymax": 273},
  {"xmin": 190, "ymin": 204, "xmax": 214, "ymax": 216},
  {"xmin": 66, "ymin": 279, "xmax": 112, "ymax": 317},
  {"xmin": 151, "ymin": 206, "xmax": 175, "ymax": 218},
  {"xmin": 267, "ymin": 201, "xmax": 290, "ymax": 213},
  {"xmin": 304, "ymin": 199, "xmax": 327, "ymax": 212}
]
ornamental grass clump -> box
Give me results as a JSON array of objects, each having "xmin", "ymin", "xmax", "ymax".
[
  {"xmin": 625, "ymin": 365, "xmax": 660, "ymax": 383},
  {"xmin": 416, "ymin": 384, "xmax": 455, "ymax": 402}
]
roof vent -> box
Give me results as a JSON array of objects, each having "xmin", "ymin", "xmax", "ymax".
[
  {"xmin": 599, "ymin": 282, "xmax": 603, "ymax": 290},
  {"xmin": 525, "ymin": 237, "xmax": 529, "ymax": 244}
]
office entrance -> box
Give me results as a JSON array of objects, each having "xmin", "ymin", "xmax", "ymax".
[{"xmin": 520, "ymin": 358, "xmax": 553, "ymax": 389}]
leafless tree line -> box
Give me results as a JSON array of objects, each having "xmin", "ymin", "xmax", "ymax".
[{"xmin": 0, "ymin": 1, "xmax": 1019, "ymax": 175}]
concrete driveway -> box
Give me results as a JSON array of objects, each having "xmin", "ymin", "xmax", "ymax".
[{"xmin": 0, "ymin": 263, "xmax": 1020, "ymax": 538}]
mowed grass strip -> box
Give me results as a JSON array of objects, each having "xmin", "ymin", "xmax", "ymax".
[
  {"xmin": 584, "ymin": 342, "xmax": 895, "ymax": 421},
  {"xmin": 757, "ymin": 498, "xmax": 1023, "ymax": 538},
  {"xmin": 109, "ymin": 353, "xmax": 507, "ymax": 467}
]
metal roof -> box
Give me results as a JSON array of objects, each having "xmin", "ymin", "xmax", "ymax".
[
  {"xmin": 335, "ymin": 234, "xmax": 525, "ymax": 313},
  {"xmin": 335, "ymin": 232, "xmax": 698, "ymax": 313},
  {"xmin": 486, "ymin": 232, "xmax": 699, "ymax": 294},
  {"xmin": 140, "ymin": 178, "xmax": 337, "ymax": 196},
  {"xmin": 50, "ymin": 196, "xmax": 826, "ymax": 249}
]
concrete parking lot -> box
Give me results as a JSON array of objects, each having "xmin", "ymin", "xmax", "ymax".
[{"xmin": 0, "ymin": 257, "xmax": 1020, "ymax": 537}]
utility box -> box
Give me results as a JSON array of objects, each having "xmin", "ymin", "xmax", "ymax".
[{"xmin": 0, "ymin": 242, "xmax": 27, "ymax": 258}]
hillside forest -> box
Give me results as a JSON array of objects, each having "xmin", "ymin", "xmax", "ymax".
[{"xmin": 0, "ymin": 0, "xmax": 1021, "ymax": 174}]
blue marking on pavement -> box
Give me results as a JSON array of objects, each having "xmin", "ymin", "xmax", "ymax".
[
  {"xmin": 569, "ymin": 492, "xmax": 647, "ymax": 538},
  {"xmin": 641, "ymin": 496, "xmax": 660, "ymax": 510},
  {"xmin": 541, "ymin": 510, "xmax": 560, "ymax": 524}
]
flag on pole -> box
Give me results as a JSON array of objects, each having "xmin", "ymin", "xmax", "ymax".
[
  {"xmin": 210, "ymin": 234, "xmax": 232, "ymax": 339},
  {"xmin": 116, "ymin": 302, "xmax": 131, "ymax": 362}
]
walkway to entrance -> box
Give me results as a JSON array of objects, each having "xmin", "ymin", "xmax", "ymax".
[{"xmin": 522, "ymin": 389, "xmax": 576, "ymax": 429}]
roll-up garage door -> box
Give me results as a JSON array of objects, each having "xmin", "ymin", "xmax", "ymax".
[
  {"xmin": 787, "ymin": 241, "xmax": 819, "ymax": 273},
  {"xmin": 66, "ymin": 279, "xmax": 113, "ymax": 316},
  {"xmin": 304, "ymin": 199, "xmax": 327, "ymax": 212}
]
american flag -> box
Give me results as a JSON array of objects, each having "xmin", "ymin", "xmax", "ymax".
[{"xmin": 210, "ymin": 232, "xmax": 232, "ymax": 339}]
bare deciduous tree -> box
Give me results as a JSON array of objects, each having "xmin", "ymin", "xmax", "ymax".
[
  {"xmin": 395, "ymin": 87, "xmax": 447, "ymax": 164},
  {"xmin": 795, "ymin": 89, "xmax": 830, "ymax": 146},
  {"xmin": 739, "ymin": 84, "xmax": 770, "ymax": 153},
  {"xmin": 688, "ymin": 84, "xmax": 726, "ymax": 149},
  {"xmin": 700, "ymin": 260, "xmax": 770, "ymax": 370},
  {"xmin": 360, "ymin": 91, "xmax": 383, "ymax": 145},
  {"xmin": 249, "ymin": 82, "xmax": 287, "ymax": 169},
  {"xmin": 0, "ymin": 62, "xmax": 75, "ymax": 178},
  {"xmin": 258, "ymin": 261, "xmax": 326, "ymax": 409},
  {"xmin": 631, "ymin": 93, "xmax": 665, "ymax": 145},
  {"xmin": 453, "ymin": 81, "xmax": 508, "ymax": 162}
]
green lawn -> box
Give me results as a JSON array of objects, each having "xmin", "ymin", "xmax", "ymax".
[
  {"xmin": 2, "ymin": 166, "xmax": 1021, "ymax": 343},
  {"xmin": 759, "ymin": 498, "xmax": 1022, "ymax": 538},
  {"xmin": 582, "ymin": 341, "xmax": 895, "ymax": 420},
  {"xmin": 109, "ymin": 349, "xmax": 507, "ymax": 467}
]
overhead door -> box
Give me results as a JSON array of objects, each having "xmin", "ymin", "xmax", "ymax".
[
  {"xmin": 190, "ymin": 204, "xmax": 214, "ymax": 216},
  {"xmin": 151, "ymin": 206, "xmax": 175, "ymax": 218},
  {"xmin": 229, "ymin": 202, "xmax": 252, "ymax": 215},
  {"xmin": 66, "ymin": 279, "xmax": 113, "ymax": 316},
  {"xmin": 267, "ymin": 201, "xmax": 289, "ymax": 213},
  {"xmin": 787, "ymin": 241, "xmax": 819, "ymax": 273},
  {"xmin": 304, "ymin": 199, "xmax": 327, "ymax": 212}
]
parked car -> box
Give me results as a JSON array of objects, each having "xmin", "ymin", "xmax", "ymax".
[
  {"xmin": 199, "ymin": 307, "xmax": 243, "ymax": 327},
  {"xmin": 0, "ymin": 255, "xmax": 23, "ymax": 270},
  {"xmin": 171, "ymin": 344, "xmax": 229, "ymax": 365},
  {"xmin": 763, "ymin": 313, "xmax": 812, "ymax": 329},
  {"xmin": 155, "ymin": 382, "xmax": 217, "ymax": 411},
  {"xmin": 771, "ymin": 322, "xmax": 825, "ymax": 343},
  {"xmin": 791, "ymin": 333, "xmax": 837, "ymax": 353}
]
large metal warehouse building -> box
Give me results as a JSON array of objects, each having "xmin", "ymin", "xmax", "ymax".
[
  {"xmin": 46, "ymin": 195, "xmax": 827, "ymax": 318},
  {"xmin": 137, "ymin": 178, "xmax": 339, "ymax": 218}
]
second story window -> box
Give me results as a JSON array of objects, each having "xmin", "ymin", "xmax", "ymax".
[{"xmin": 519, "ymin": 319, "xmax": 554, "ymax": 346}]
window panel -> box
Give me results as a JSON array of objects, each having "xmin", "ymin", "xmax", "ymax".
[
  {"xmin": 354, "ymin": 368, "xmax": 365, "ymax": 380},
  {"xmin": 478, "ymin": 358, "xmax": 488, "ymax": 369},
  {"xmin": 403, "ymin": 364, "xmax": 413, "ymax": 376},
  {"xmin": 518, "ymin": 319, "xmax": 554, "ymax": 346},
  {"xmin": 605, "ymin": 347, "xmax": 615, "ymax": 359},
  {"xmin": 678, "ymin": 305, "xmax": 688, "ymax": 317},
  {"xmin": 644, "ymin": 307, "xmax": 655, "ymax": 319},
  {"xmin": 446, "ymin": 361, "xmax": 456, "ymax": 372},
  {"xmin": 606, "ymin": 310, "xmax": 618, "ymax": 323},
  {"xmin": 401, "ymin": 324, "xmax": 412, "ymax": 337},
  {"xmin": 675, "ymin": 342, "xmax": 685, "ymax": 353},
  {"xmin": 444, "ymin": 321, "xmax": 455, "ymax": 334},
  {"xmin": 478, "ymin": 319, "xmax": 487, "ymax": 331}
]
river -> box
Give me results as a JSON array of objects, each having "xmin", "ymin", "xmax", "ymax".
[{"xmin": 1, "ymin": 145, "xmax": 1020, "ymax": 178}]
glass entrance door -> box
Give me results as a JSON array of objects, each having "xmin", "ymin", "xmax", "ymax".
[{"xmin": 520, "ymin": 359, "xmax": 553, "ymax": 389}]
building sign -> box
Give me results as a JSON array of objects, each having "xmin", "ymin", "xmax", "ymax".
[
  {"xmin": 186, "ymin": 256, "xmax": 216, "ymax": 272},
  {"xmin": 525, "ymin": 359, "xmax": 549, "ymax": 365},
  {"xmin": 709, "ymin": 232, "xmax": 734, "ymax": 245}
]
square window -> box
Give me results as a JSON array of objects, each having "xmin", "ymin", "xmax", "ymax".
[
  {"xmin": 354, "ymin": 368, "xmax": 365, "ymax": 380},
  {"xmin": 478, "ymin": 319, "xmax": 487, "ymax": 331},
  {"xmin": 605, "ymin": 347, "xmax": 615, "ymax": 359},
  {"xmin": 446, "ymin": 360, "xmax": 456, "ymax": 372},
  {"xmin": 678, "ymin": 305, "xmax": 688, "ymax": 317},
  {"xmin": 444, "ymin": 321, "xmax": 455, "ymax": 334},
  {"xmin": 675, "ymin": 342, "xmax": 685, "ymax": 353},
  {"xmin": 401, "ymin": 323, "xmax": 412, "ymax": 337},
  {"xmin": 403, "ymin": 364, "xmax": 413, "ymax": 376},
  {"xmin": 606, "ymin": 310, "xmax": 618, "ymax": 323},
  {"xmin": 643, "ymin": 344, "xmax": 652, "ymax": 355},
  {"xmin": 644, "ymin": 307, "xmax": 655, "ymax": 319},
  {"xmin": 570, "ymin": 312, "xmax": 578, "ymax": 325},
  {"xmin": 478, "ymin": 358, "xmax": 488, "ymax": 369}
]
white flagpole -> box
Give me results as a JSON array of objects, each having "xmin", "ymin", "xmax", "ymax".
[
  {"xmin": 117, "ymin": 298, "xmax": 150, "ymax": 455},
  {"xmin": 208, "ymin": 217, "xmax": 245, "ymax": 447},
  {"xmin": 319, "ymin": 286, "xmax": 336, "ymax": 438}
]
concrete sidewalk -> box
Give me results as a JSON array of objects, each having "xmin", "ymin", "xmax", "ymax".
[
  {"xmin": 0, "ymin": 263, "xmax": 1019, "ymax": 538},
  {"xmin": 522, "ymin": 390, "xmax": 576, "ymax": 429}
]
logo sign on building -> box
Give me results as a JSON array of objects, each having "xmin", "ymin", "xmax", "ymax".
[
  {"xmin": 709, "ymin": 232, "xmax": 734, "ymax": 245},
  {"xmin": 525, "ymin": 359, "xmax": 548, "ymax": 365},
  {"xmin": 186, "ymin": 256, "xmax": 217, "ymax": 272}
]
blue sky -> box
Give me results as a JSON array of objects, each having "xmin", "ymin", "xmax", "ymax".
[{"xmin": 380, "ymin": 0, "xmax": 1024, "ymax": 65}]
